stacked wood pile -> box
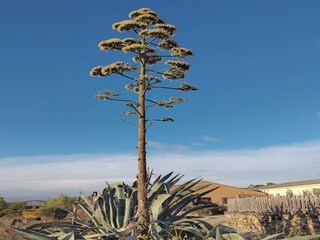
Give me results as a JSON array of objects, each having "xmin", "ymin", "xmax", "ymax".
[
  {"xmin": 226, "ymin": 195, "xmax": 320, "ymax": 235},
  {"xmin": 227, "ymin": 195, "xmax": 320, "ymax": 214}
]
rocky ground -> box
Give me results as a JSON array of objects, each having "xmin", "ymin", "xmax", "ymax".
[
  {"xmin": 0, "ymin": 225, "xmax": 24, "ymax": 240},
  {"xmin": 0, "ymin": 214, "xmax": 265, "ymax": 240}
]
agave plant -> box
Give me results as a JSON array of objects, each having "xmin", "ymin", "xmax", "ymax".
[
  {"xmin": 14, "ymin": 172, "xmax": 320, "ymax": 239},
  {"xmin": 12, "ymin": 172, "xmax": 219, "ymax": 239}
]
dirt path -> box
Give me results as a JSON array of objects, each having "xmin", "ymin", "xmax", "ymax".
[{"xmin": 202, "ymin": 214, "xmax": 226, "ymax": 226}]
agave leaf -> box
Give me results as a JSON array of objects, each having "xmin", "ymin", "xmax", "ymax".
[
  {"xmin": 152, "ymin": 173, "xmax": 163, "ymax": 186},
  {"xmin": 173, "ymin": 225, "xmax": 205, "ymax": 238},
  {"xmin": 96, "ymin": 202, "xmax": 114, "ymax": 231},
  {"xmin": 126, "ymin": 236, "xmax": 138, "ymax": 240},
  {"xmin": 57, "ymin": 232, "xmax": 75, "ymax": 240},
  {"xmin": 27, "ymin": 222, "xmax": 86, "ymax": 230},
  {"xmin": 76, "ymin": 203, "xmax": 98, "ymax": 225},
  {"xmin": 215, "ymin": 226, "xmax": 226, "ymax": 240},
  {"xmin": 80, "ymin": 192, "xmax": 94, "ymax": 213},
  {"xmin": 123, "ymin": 195, "xmax": 132, "ymax": 228},
  {"xmin": 166, "ymin": 174, "xmax": 185, "ymax": 189},
  {"xmin": 148, "ymin": 172, "xmax": 175, "ymax": 201},
  {"xmin": 169, "ymin": 188, "xmax": 216, "ymax": 219},
  {"xmin": 215, "ymin": 224, "xmax": 237, "ymax": 235},
  {"xmin": 173, "ymin": 218, "xmax": 214, "ymax": 234},
  {"xmin": 180, "ymin": 203, "xmax": 215, "ymax": 217},
  {"xmin": 150, "ymin": 193, "xmax": 174, "ymax": 220},
  {"xmin": 222, "ymin": 233, "xmax": 246, "ymax": 240},
  {"xmin": 260, "ymin": 233, "xmax": 284, "ymax": 240},
  {"xmin": 280, "ymin": 234, "xmax": 320, "ymax": 240},
  {"xmin": 113, "ymin": 184, "xmax": 126, "ymax": 228},
  {"xmin": 81, "ymin": 232, "xmax": 116, "ymax": 239},
  {"xmin": 158, "ymin": 171, "xmax": 174, "ymax": 183},
  {"xmin": 170, "ymin": 178, "xmax": 200, "ymax": 196},
  {"xmin": 11, "ymin": 226, "xmax": 56, "ymax": 240}
]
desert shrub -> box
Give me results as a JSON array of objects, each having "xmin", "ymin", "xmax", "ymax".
[
  {"xmin": 1, "ymin": 200, "xmax": 26, "ymax": 217},
  {"xmin": 39, "ymin": 194, "xmax": 81, "ymax": 219},
  {"xmin": 0, "ymin": 196, "xmax": 8, "ymax": 217}
]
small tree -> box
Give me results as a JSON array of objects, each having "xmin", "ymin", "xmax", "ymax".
[
  {"xmin": 286, "ymin": 189, "xmax": 294, "ymax": 197},
  {"xmin": 90, "ymin": 8, "xmax": 196, "ymax": 230}
]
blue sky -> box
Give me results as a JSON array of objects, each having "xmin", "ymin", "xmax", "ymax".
[{"xmin": 0, "ymin": 0, "xmax": 320, "ymax": 199}]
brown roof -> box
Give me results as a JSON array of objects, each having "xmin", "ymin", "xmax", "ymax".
[{"xmin": 257, "ymin": 179, "xmax": 320, "ymax": 190}]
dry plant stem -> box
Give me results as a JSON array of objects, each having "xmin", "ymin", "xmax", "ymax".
[{"xmin": 137, "ymin": 37, "xmax": 149, "ymax": 231}]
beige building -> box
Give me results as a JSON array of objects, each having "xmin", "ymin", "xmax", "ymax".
[
  {"xmin": 257, "ymin": 179, "xmax": 320, "ymax": 196},
  {"xmin": 193, "ymin": 181, "xmax": 267, "ymax": 206}
]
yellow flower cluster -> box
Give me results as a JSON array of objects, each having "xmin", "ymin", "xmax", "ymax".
[
  {"xmin": 95, "ymin": 90, "xmax": 121, "ymax": 100},
  {"xmin": 129, "ymin": 8, "xmax": 157, "ymax": 18},
  {"xmin": 102, "ymin": 62, "xmax": 134, "ymax": 75},
  {"xmin": 179, "ymin": 82, "xmax": 198, "ymax": 91},
  {"xmin": 90, "ymin": 62, "xmax": 134, "ymax": 77},
  {"xmin": 155, "ymin": 24, "xmax": 176, "ymax": 35},
  {"xmin": 163, "ymin": 69, "xmax": 185, "ymax": 80},
  {"xmin": 123, "ymin": 38, "xmax": 139, "ymax": 45},
  {"xmin": 139, "ymin": 29, "xmax": 171, "ymax": 40},
  {"xmin": 112, "ymin": 20, "xmax": 147, "ymax": 32},
  {"xmin": 89, "ymin": 66, "xmax": 103, "ymax": 76},
  {"xmin": 145, "ymin": 55, "xmax": 162, "ymax": 65},
  {"xmin": 98, "ymin": 38, "xmax": 140, "ymax": 51},
  {"xmin": 123, "ymin": 44, "xmax": 155, "ymax": 54},
  {"xmin": 171, "ymin": 47, "xmax": 194, "ymax": 58},
  {"xmin": 135, "ymin": 14, "xmax": 160, "ymax": 25},
  {"xmin": 98, "ymin": 38, "xmax": 124, "ymax": 51},
  {"xmin": 166, "ymin": 60, "xmax": 190, "ymax": 71},
  {"xmin": 158, "ymin": 39, "xmax": 179, "ymax": 50}
]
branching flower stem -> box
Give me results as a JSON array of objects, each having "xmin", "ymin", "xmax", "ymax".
[
  {"xmin": 146, "ymin": 69, "xmax": 165, "ymax": 75},
  {"xmin": 151, "ymin": 86, "xmax": 179, "ymax": 90},
  {"xmin": 118, "ymin": 73, "xmax": 137, "ymax": 82}
]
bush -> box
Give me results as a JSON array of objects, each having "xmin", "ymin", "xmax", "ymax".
[
  {"xmin": 39, "ymin": 194, "xmax": 81, "ymax": 219},
  {"xmin": 0, "ymin": 200, "xmax": 26, "ymax": 217},
  {"xmin": 0, "ymin": 196, "xmax": 8, "ymax": 217}
]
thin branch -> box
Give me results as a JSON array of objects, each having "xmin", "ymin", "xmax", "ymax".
[
  {"xmin": 128, "ymin": 104, "xmax": 141, "ymax": 116},
  {"xmin": 152, "ymin": 86, "xmax": 179, "ymax": 90},
  {"xmin": 157, "ymin": 55, "xmax": 173, "ymax": 58},
  {"xmin": 146, "ymin": 120, "xmax": 154, "ymax": 130},
  {"xmin": 117, "ymin": 72, "xmax": 137, "ymax": 82},
  {"xmin": 119, "ymin": 118, "xmax": 137, "ymax": 127},
  {"xmin": 146, "ymin": 69, "xmax": 165, "ymax": 75},
  {"xmin": 146, "ymin": 99, "xmax": 158, "ymax": 104},
  {"xmin": 146, "ymin": 38, "xmax": 158, "ymax": 45},
  {"xmin": 107, "ymin": 98, "xmax": 137, "ymax": 104},
  {"xmin": 149, "ymin": 42, "xmax": 160, "ymax": 48}
]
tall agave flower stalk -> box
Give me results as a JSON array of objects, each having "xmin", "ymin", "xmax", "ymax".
[{"xmin": 90, "ymin": 8, "xmax": 197, "ymax": 230}]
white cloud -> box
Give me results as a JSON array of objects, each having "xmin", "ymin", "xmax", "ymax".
[
  {"xmin": 148, "ymin": 141, "xmax": 189, "ymax": 152},
  {"xmin": 201, "ymin": 135, "xmax": 221, "ymax": 142},
  {"xmin": 1, "ymin": 140, "xmax": 320, "ymax": 200}
]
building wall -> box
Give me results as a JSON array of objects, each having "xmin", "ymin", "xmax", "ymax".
[{"xmin": 260, "ymin": 183, "xmax": 320, "ymax": 196}]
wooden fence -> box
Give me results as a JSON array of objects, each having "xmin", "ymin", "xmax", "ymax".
[{"xmin": 227, "ymin": 195, "xmax": 320, "ymax": 214}]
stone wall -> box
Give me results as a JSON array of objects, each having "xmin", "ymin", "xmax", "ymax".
[{"xmin": 225, "ymin": 212, "xmax": 320, "ymax": 236}]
